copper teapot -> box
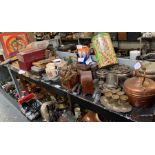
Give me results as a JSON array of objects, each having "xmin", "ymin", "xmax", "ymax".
[{"xmin": 124, "ymin": 71, "xmax": 155, "ymax": 107}]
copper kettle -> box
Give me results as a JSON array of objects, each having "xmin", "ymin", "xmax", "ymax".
[{"xmin": 124, "ymin": 71, "xmax": 155, "ymax": 107}]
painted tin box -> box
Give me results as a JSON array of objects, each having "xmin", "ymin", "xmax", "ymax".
[{"xmin": 92, "ymin": 33, "xmax": 118, "ymax": 68}]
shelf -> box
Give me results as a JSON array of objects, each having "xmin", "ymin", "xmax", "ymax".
[
  {"xmin": 2, "ymin": 54, "xmax": 155, "ymax": 122},
  {"xmin": 61, "ymin": 39, "xmax": 140, "ymax": 43},
  {"xmin": 8, "ymin": 67, "xmax": 131, "ymax": 121},
  {"xmin": 70, "ymin": 94, "xmax": 133, "ymax": 122},
  {"xmin": 113, "ymin": 40, "xmax": 140, "ymax": 42},
  {"xmin": 12, "ymin": 70, "xmax": 68, "ymax": 97},
  {"xmin": 137, "ymin": 37, "xmax": 155, "ymax": 41},
  {"xmin": 7, "ymin": 65, "xmax": 155, "ymax": 122}
]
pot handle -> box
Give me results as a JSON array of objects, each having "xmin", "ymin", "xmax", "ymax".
[
  {"xmin": 134, "ymin": 68, "xmax": 146, "ymax": 86},
  {"xmin": 141, "ymin": 70, "xmax": 146, "ymax": 86},
  {"xmin": 140, "ymin": 65, "xmax": 146, "ymax": 86}
]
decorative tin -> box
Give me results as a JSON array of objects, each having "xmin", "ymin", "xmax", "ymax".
[
  {"xmin": 92, "ymin": 33, "xmax": 118, "ymax": 68},
  {"xmin": 0, "ymin": 32, "xmax": 28, "ymax": 59}
]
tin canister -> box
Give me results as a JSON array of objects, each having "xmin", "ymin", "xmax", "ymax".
[{"xmin": 92, "ymin": 33, "xmax": 118, "ymax": 68}]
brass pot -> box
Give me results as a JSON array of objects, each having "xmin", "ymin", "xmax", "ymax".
[{"xmin": 124, "ymin": 71, "xmax": 155, "ymax": 107}]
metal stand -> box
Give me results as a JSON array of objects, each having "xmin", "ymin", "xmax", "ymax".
[
  {"xmin": 139, "ymin": 37, "xmax": 142, "ymax": 52},
  {"xmin": 7, "ymin": 65, "xmax": 22, "ymax": 98},
  {"xmin": 78, "ymin": 33, "xmax": 81, "ymax": 45}
]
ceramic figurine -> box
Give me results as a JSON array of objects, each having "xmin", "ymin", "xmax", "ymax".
[{"xmin": 40, "ymin": 101, "xmax": 54, "ymax": 122}]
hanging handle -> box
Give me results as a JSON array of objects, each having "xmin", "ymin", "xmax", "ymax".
[
  {"xmin": 141, "ymin": 64, "xmax": 146, "ymax": 86},
  {"xmin": 133, "ymin": 66, "xmax": 146, "ymax": 86},
  {"xmin": 141, "ymin": 70, "xmax": 146, "ymax": 86}
]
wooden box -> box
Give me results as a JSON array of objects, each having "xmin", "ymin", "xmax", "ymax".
[
  {"xmin": 17, "ymin": 48, "xmax": 45, "ymax": 71},
  {"xmin": 80, "ymin": 71, "xmax": 94, "ymax": 96},
  {"xmin": 60, "ymin": 72, "xmax": 78, "ymax": 90}
]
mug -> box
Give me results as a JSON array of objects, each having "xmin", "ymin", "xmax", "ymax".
[{"xmin": 46, "ymin": 63, "xmax": 58, "ymax": 80}]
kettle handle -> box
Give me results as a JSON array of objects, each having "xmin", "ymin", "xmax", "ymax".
[
  {"xmin": 141, "ymin": 70, "xmax": 146, "ymax": 86},
  {"xmin": 134, "ymin": 69, "xmax": 146, "ymax": 86}
]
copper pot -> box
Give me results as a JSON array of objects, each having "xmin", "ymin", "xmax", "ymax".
[
  {"xmin": 124, "ymin": 71, "xmax": 155, "ymax": 107},
  {"xmin": 82, "ymin": 112, "xmax": 101, "ymax": 122}
]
